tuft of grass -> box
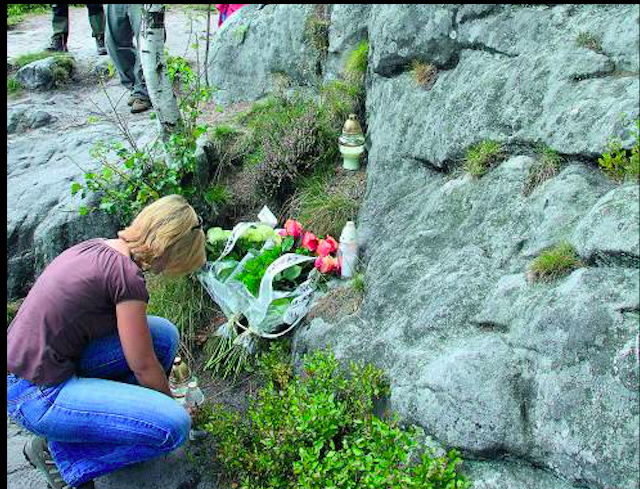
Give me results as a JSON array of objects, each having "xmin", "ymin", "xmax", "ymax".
[
  {"xmin": 320, "ymin": 79, "xmax": 365, "ymax": 128},
  {"xmin": 528, "ymin": 242, "xmax": 582, "ymax": 283},
  {"xmin": 464, "ymin": 140, "xmax": 504, "ymax": 178},
  {"xmin": 286, "ymin": 170, "xmax": 366, "ymax": 238},
  {"xmin": 204, "ymin": 182, "xmax": 232, "ymax": 208},
  {"xmin": 576, "ymin": 31, "xmax": 603, "ymax": 53},
  {"xmin": 7, "ymin": 4, "xmax": 50, "ymax": 29},
  {"xmin": 345, "ymin": 40, "xmax": 369, "ymax": 83},
  {"xmin": 147, "ymin": 274, "xmax": 217, "ymax": 364},
  {"xmin": 352, "ymin": 272, "xmax": 366, "ymax": 295},
  {"xmin": 597, "ymin": 118, "xmax": 639, "ymax": 183},
  {"xmin": 12, "ymin": 51, "xmax": 56, "ymax": 69},
  {"xmin": 523, "ymin": 144, "xmax": 563, "ymax": 195},
  {"xmin": 412, "ymin": 60, "xmax": 438, "ymax": 90}
]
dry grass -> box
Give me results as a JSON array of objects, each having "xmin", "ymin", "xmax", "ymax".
[
  {"xmin": 412, "ymin": 61, "xmax": 438, "ymax": 90},
  {"xmin": 306, "ymin": 285, "xmax": 364, "ymax": 323}
]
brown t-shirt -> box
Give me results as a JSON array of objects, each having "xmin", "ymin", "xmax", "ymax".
[{"xmin": 7, "ymin": 238, "xmax": 149, "ymax": 386}]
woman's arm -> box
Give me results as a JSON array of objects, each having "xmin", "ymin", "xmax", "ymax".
[{"xmin": 115, "ymin": 300, "xmax": 173, "ymax": 397}]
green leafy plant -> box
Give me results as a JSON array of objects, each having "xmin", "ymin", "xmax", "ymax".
[
  {"xmin": 576, "ymin": 31, "xmax": 603, "ymax": 53},
  {"xmin": 523, "ymin": 144, "xmax": 563, "ymax": 195},
  {"xmin": 464, "ymin": 140, "xmax": 504, "ymax": 178},
  {"xmin": 528, "ymin": 241, "xmax": 582, "ymax": 283},
  {"xmin": 203, "ymin": 347, "xmax": 472, "ymax": 489},
  {"xmin": 597, "ymin": 118, "xmax": 639, "ymax": 182},
  {"xmin": 412, "ymin": 60, "xmax": 438, "ymax": 90},
  {"xmin": 71, "ymin": 57, "xmax": 211, "ymax": 225}
]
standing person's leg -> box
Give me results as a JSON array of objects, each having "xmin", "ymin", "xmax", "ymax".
[
  {"xmin": 86, "ymin": 4, "xmax": 107, "ymax": 55},
  {"xmin": 126, "ymin": 4, "xmax": 152, "ymax": 113},
  {"xmin": 48, "ymin": 4, "xmax": 69, "ymax": 51},
  {"xmin": 105, "ymin": 4, "xmax": 137, "ymax": 95}
]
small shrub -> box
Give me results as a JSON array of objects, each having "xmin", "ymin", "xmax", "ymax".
[
  {"xmin": 464, "ymin": 140, "xmax": 504, "ymax": 178},
  {"xmin": 345, "ymin": 40, "xmax": 369, "ymax": 83},
  {"xmin": 203, "ymin": 348, "xmax": 471, "ymax": 489},
  {"xmin": 204, "ymin": 182, "xmax": 231, "ymax": 208},
  {"xmin": 320, "ymin": 79, "xmax": 364, "ymax": 128},
  {"xmin": 576, "ymin": 31, "xmax": 603, "ymax": 53},
  {"xmin": 412, "ymin": 60, "xmax": 438, "ymax": 90},
  {"xmin": 528, "ymin": 241, "xmax": 582, "ymax": 283},
  {"xmin": 523, "ymin": 144, "xmax": 563, "ymax": 195},
  {"xmin": 597, "ymin": 118, "xmax": 639, "ymax": 182}
]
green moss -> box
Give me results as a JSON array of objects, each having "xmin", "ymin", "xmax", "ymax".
[
  {"xmin": 12, "ymin": 51, "xmax": 55, "ymax": 69},
  {"xmin": 528, "ymin": 242, "xmax": 582, "ymax": 283},
  {"xmin": 464, "ymin": 140, "xmax": 504, "ymax": 178}
]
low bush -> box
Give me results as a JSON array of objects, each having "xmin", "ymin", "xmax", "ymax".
[
  {"xmin": 597, "ymin": 118, "xmax": 639, "ymax": 182},
  {"xmin": 464, "ymin": 140, "xmax": 504, "ymax": 177},
  {"xmin": 7, "ymin": 77, "xmax": 22, "ymax": 94},
  {"xmin": 528, "ymin": 241, "xmax": 582, "ymax": 283},
  {"xmin": 203, "ymin": 346, "xmax": 471, "ymax": 489}
]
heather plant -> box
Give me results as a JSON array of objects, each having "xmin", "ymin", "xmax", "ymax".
[
  {"xmin": 528, "ymin": 241, "xmax": 582, "ymax": 283},
  {"xmin": 203, "ymin": 347, "xmax": 472, "ymax": 489},
  {"xmin": 304, "ymin": 4, "xmax": 330, "ymax": 61}
]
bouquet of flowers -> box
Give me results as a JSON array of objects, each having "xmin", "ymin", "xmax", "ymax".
[{"xmin": 198, "ymin": 208, "xmax": 342, "ymax": 377}]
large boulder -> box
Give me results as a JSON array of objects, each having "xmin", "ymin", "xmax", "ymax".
[{"xmin": 6, "ymin": 104, "xmax": 156, "ymax": 300}]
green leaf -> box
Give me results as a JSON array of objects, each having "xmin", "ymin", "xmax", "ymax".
[
  {"xmin": 282, "ymin": 236, "xmax": 295, "ymax": 252},
  {"xmin": 70, "ymin": 182, "xmax": 82, "ymax": 195}
]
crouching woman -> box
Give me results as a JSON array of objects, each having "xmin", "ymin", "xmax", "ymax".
[{"xmin": 7, "ymin": 195, "xmax": 206, "ymax": 489}]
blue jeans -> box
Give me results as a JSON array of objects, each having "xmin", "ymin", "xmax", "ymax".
[{"xmin": 6, "ymin": 316, "xmax": 191, "ymax": 487}]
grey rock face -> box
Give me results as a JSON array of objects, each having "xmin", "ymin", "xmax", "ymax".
[{"xmin": 204, "ymin": 4, "xmax": 639, "ymax": 488}]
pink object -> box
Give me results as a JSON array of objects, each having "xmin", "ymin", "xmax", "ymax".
[
  {"xmin": 301, "ymin": 232, "xmax": 319, "ymax": 253},
  {"xmin": 316, "ymin": 236, "xmax": 338, "ymax": 257},
  {"xmin": 315, "ymin": 255, "xmax": 339, "ymax": 274},
  {"xmin": 284, "ymin": 219, "xmax": 303, "ymax": 240},
  {"xmin": 215, "ymin": 4, "xmax": 247, "ymax": 26}
]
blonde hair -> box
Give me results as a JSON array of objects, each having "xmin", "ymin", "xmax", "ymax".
[{"xmin": 118, "ymin": 195, "xmax": 206, "ymax": 277}]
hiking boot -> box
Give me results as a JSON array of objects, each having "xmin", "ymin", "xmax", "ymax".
[
  {"xmin": 95, "ymin": 35, "xmax": 107, "ymax": 56},
  {"xmin": 130, "ymin": 97, "xmax": 152, "ymax": 114},
  {"xmin": 47, "ymin": 35, "xmax": 68, "ymax": 52},
  {"xmin": 127, "ymin": 92, "xmax": 137, "ymax": 106},
  {"xmin": 23, "ymin": 436, "xmax": 95, "ymax": 489}
]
